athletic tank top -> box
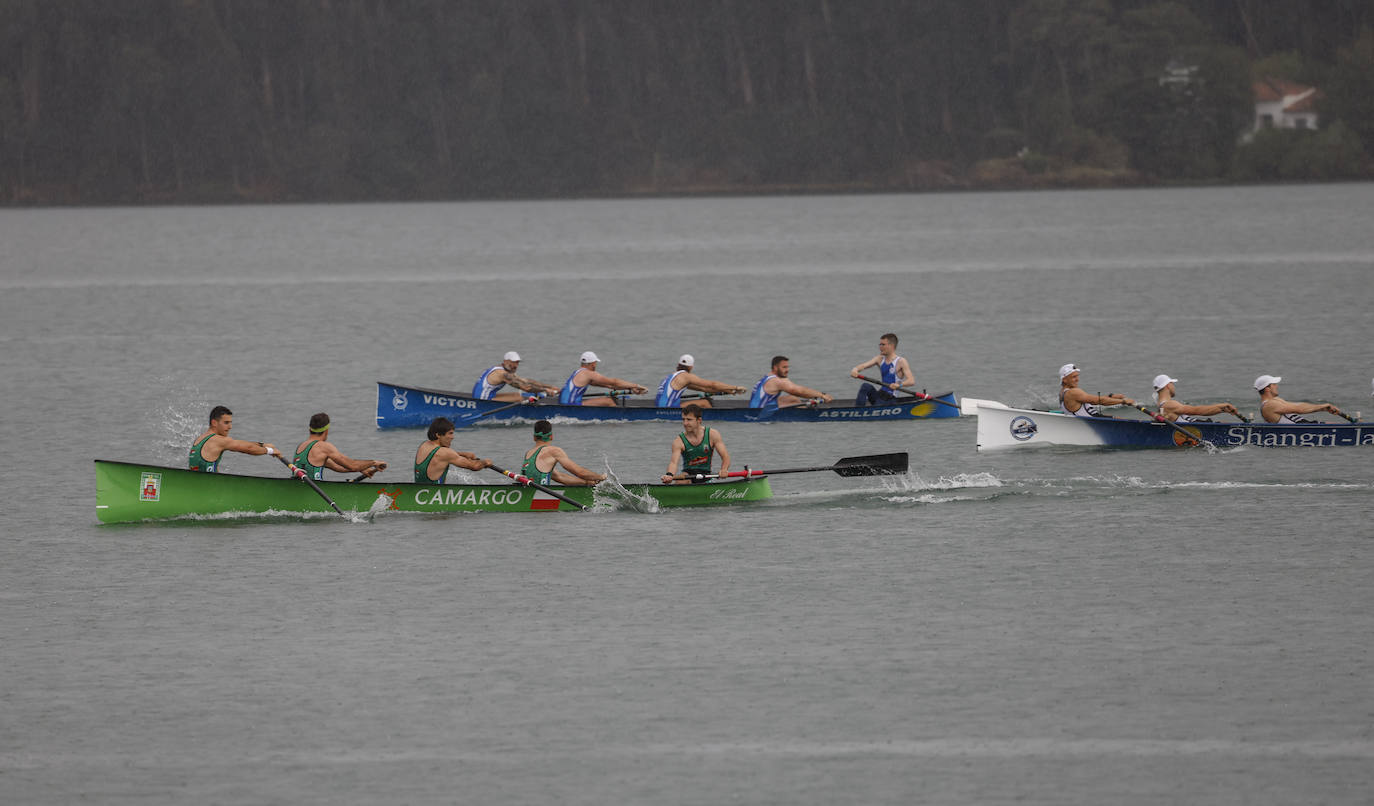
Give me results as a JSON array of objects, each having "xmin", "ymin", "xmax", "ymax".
[
  {"xmin": 680, "ymin": 427, "xmax": 714, "ymax": 471},
  {"xmin": 559, "ymin": 369, "xmax": 588, "ymax": 405},
  {"xmin": 522, "ymin": 446, "xmax": 552, "ymax": 484},
  {"xmin": 1060, "ymin": 389, "xmax": 1102, "ymax": 418},
  {"xmin": 878, "ymin": 355, "xmax": 904, "ymax": 389},
  {"xmin": 750, "ymin": 375, "xmax": 779, "ymax": 409},
  {"xmin": 415, "ymin": 445, "xmax": 444, "ymax": 483},
  {"xmin": 293, "ymin": 440, "xmax": 326, "ymax": 481},
  {"xmin": 472, "ymin": 365, "xmax": 506, "ymax": 400},
  {"xmin": 188, "ymin": 434, "xmax": 219, "ymax": 473},
  {"xmin": 656, "ymin": 370, "xmax": 687, "ymax": 407}
]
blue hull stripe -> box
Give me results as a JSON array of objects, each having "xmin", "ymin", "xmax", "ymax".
[{"xmin": 377, "ymin": 381, "xmax": 959, "ymax": 428}]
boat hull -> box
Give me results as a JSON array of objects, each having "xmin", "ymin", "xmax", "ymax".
[
  {"xmin": 963, "ymin": 399, "xmax": 1374, "ymax": 450},
  {"xmin": 94, "ymin": 460, "xmax": 772, "ymax": 523},
  {"xmin": 376, "ymin": 381, "xmax": 959, "ymax": 428}
]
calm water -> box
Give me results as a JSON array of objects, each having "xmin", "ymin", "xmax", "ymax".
[{"xmin": 2, "ymin": 186, "xmax": 1373, "ymax": 805}]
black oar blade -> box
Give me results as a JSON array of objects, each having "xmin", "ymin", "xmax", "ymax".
[{"xmin": 833, "ymin": 452, "xmax": 908, "ymax": 477}]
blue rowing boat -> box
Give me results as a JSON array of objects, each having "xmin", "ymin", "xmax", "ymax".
[{"xmin": 377, "ymin": 381, "xmax": 960, "ymax": 429}]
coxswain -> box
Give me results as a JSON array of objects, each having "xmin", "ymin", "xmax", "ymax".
[{"xmin": 661, "ymin": 404, "xmax": 732, "ymax": 483}]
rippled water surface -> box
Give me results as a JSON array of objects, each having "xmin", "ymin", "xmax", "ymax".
[{"xmin": 2, "ymin": 185, "xmax": 1373, "ymax": 805}]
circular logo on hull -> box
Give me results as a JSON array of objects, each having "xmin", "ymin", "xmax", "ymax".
[
  {"xmin": 1171, "ymin": 427, "xmax": 1202, "ymax": 447},
  {"xmin": 392, "ymin": 389, "xmax": 408, "ymax": 411},
  {"xmin": 1009, "ymin": 415, "xmax": 1038, "ymax": 441}
]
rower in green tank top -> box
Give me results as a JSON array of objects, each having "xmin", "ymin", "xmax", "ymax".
[
  {"xmin": 414, "ymin": 417, "xmax": 492, "ymax": 484},
  {"xmin": 188, "ymin": 405, "xmax": 282, "ymax": 473},
  {"xmin": 520, "ymin": 420, "xmax": 605, "ymax": 486},
  {"xmin": 290, "ymin": 412, "xmax": 388, "ymax": 481},
  {"xmin": 661, "ymin": 404, "xmax": 732, "ymax": 484}
]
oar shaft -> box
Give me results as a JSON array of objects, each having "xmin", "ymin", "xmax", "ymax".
[
  {"xmin": 458, "ymin": 393, "xmax": 545, "ymax": 425},
  {"xmin": 273, "ymin": 454, "xmax": 346, "ymax": 516},
  {"xmin": 1129, "ymin": 404, "xmax": 1203, "ymax": 446},
  {"xmin": 486, "ymin": 464, "xmax": 589, "ymax": 511},
  {"xmin": 855, "ymin": 375, "xmax": 961, "ymax": 411}
]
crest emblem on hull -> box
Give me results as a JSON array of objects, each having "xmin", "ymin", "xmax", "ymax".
[
  {"xmin": 139, "ymin": 472, "xmax": 162, "ymax": 501},
  {"xmin": 392, "ymin": 389, "xmax": 408, "ymax": 411},
  {"xmin": 1009, "ymin": 415, "xmax": 1038, "ymax": 441}
]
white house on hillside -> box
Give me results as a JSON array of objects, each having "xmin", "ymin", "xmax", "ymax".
[{"xmin": 1251, "ymin": 77, "xmax": 1319, "ymax": 138}]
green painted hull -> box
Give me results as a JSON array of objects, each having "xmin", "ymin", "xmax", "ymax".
[{"xmin": 94, "ymin": 460, "xmax": 773, "ymax": 523}]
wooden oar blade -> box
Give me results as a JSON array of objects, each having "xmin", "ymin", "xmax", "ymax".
[{"xmin": 832, "ymin": 452, "xmax": 908, "ymax": 477}]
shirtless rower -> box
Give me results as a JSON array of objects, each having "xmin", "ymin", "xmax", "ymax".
[
  {"xmin": 188, "ymin": 405, "xmax": 282, "ymax": 472},
  {"xmin": 1058, "ymin": 364, "xmax": 1133, "ymax": 417},
  {"xmin": 414, "ymin": 417, "xmax": 493, "ymax": 483},
  {"xmin": 1151, "ymin": 374, "xmax": 1241, "ymax": 423},
  {"xmin": 472, "ymin": 351, "xmax": 560, "ymax": 402},
  {"xmin": 521, "ymin": 420, "xmax": 605, "ymax": 485},
  {"xmin": 1254, "ymin": 375, "xmax": 1346, "ymax": 423},
  {"xmin": 749, "ymin": 355, "xmax": 833, "ymax": 411},
  {"xmin": 558, "ymin": 351, "xmax": 648, "ymax": 407},
  {"xmin": 655, "ymin": 354, "xmax": 746, "ymax": 408}
]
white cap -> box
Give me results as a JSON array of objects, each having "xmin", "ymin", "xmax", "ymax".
[
  {"xmin": 580, "ymin": 351, "xmax": 599, "ymax": 364},
  {"xmin": 1152, "ymin": 374, "xmax": 1178, "ymax": 391},
  {"xmin": 1254, "ymin": 374, "xmax": 1281, "ymax": 391},
  {"xmin": 503, "ymin": 351, "xmax": 521, "ymax": 362},
  {"xmin": 1059, "ymin": 363, "xmax": 1080, "ymax": 380},
  {"xmin": 678, "ymin": 354, "xmax": 695, "ymax": 367}
]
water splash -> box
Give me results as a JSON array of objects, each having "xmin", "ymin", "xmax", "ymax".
[{"xmin": 591, "ymin": 460, "xmax": 660, "ymax": 512}]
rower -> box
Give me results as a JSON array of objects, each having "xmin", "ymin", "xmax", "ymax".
[
  {"xmin": 415, "ymin": 417, "xmax": 493, "ymax": 483},
  {"xmin": 291, "ymin": 413, "xmax": 387, "ymax": 481},
  {"xmin": 661, "ymin": 404, "xmax": 732, "ymax": 484},
  {"xmin": 521, "ymin": 420, "xmax": 605, "ymax": 485},
  {"xmin": 1254, "ymin": 375, "xmax": 1345, "ymax": 423},
  {"xmin": 188, "ymin": 405, "xmax": 282, "ymax": 473},
  {"xmin": 472, "ymin": 351, "xmax": 560, "ymax": 402},
  {"xmin": 655, "ymin": 354, "xmax": 747, "ymax": 408},
  {"xmin": 749, "ymin": 355, "xmax": 832, "ymax": 411},
  {"xmin": 558, "ymin": 351, "xmax": 648, "ymax": 407},
  {"xmin": 1058, "ymin": 364, "xmax": 1133, "ymax": 418},
  {"xmin": 850, "ymin": 333, "xmax": 915, "ymax": 406},
  {"xmin": 1152, "ymin": 374, "xmax": 1241, "ymax": 423}
]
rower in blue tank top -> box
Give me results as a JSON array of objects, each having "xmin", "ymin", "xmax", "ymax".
[
  {"xmin": 473, "ymin": 351, "xmax": 559, "ymax": 402},
  {"xmin": 850, "ymin": 333, "xmax": 916, "ymax": 406},
  {"xmin": 655, "ymin": 354, "xmax": 747, "ymax": 408},
  {"xmin": 558, "ymin": 351, "xmax": 648, "ymax": 406},
  {"xmin": 749, "ymin": 355, "xmax": 832, "ymax": 410}
]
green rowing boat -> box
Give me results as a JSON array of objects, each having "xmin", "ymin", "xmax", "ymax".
[{"xmin": 94, "ymin": 460, "xmax": 773, "ymax": 523}]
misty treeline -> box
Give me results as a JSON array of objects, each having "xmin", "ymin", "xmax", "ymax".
[{"xmin": 2, "ymin": 0, "xmax": 1373, "ymax": 204}]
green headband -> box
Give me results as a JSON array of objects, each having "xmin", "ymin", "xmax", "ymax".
[
  {"xmin": 310, "ymin": 424, "xmax": 330, "ymax": 433},
  {"xmin": 534, "ymin": 428, "xmax": 553, "ymax": 440}
]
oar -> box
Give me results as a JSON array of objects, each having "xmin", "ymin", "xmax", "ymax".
[
  {"xmin": 584, "ymin": 389, "xmax": 637, "ymax": 399},
  {"xmin": 1332, "ymin": 408, "xmax": 1359, "ymax": 424},
  {"xmin": 1126, "ymin": 404, "xmax": 1204, "ymax": 447},
  {"xmin": 457, "ymin": 392, "xmax": 546, "ymax": 426},
  {"xmin": 688, "ymin": 452, "xmax": 909, "ymax": 480},
  {"xmin": 854, "ymin": 375, "xmax": 961, "ymax": 412},
  {"xmin": 346, "ymin": 464, "xmax": 385, "ymax": 483},
  {"xmin": 486, "ymin": 464, "xmax": 590, "ymax": 511},
  {"xmin": 272, "ymin": 453, "xmax": 346, "ymax": 517}
]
